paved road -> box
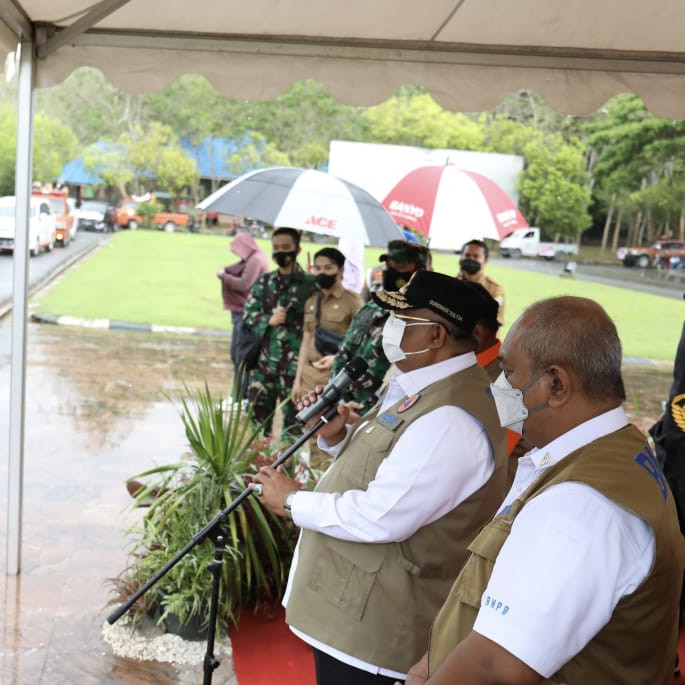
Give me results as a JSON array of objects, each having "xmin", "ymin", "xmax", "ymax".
[
  {"xmin": 490, "ymin": 256, "xmax": 685, "ymax": 301},
  {"xmin": 0, "ymin": 229, "xmax": 106, "ymax": 311}
]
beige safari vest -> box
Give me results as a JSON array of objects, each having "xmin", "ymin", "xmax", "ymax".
[
  {"xmin": 286, "ymin": 364, "xmax": 507, "ymax": 672},
  {"xmin": 428, "ymin": 424, "xmax": 685, "ymax": 684}
]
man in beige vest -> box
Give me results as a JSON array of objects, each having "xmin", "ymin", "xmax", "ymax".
[
  {"xmin": 402, "ymin": 296, "xmax": 685, "ymax": 685},
  {"xmin": 457, "ymin": 239, "xmax": 505, "ymax": 325},
  {"xmin": 251, "ymin": 271, "xmax": 508, "ymax": 684}
]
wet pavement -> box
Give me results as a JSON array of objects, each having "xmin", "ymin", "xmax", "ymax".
[
  {"xmin": 0, "ymin": 321, "xmax": 237, "ymax": 684},
  {"xmin": 0, "ymin": 319, "xmax": 677, "ymax": 684}
]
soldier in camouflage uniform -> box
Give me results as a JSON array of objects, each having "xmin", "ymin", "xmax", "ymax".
[
  {"xmin": 243, "ymin": 227, "xmax": 317, "ymax": 437},
  {"xmin": 332, "ymin": 240, "xmax": 430, "ymax": 413}
]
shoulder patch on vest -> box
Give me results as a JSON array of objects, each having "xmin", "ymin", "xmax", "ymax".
[
  {"xmin": 671, "ymin": 393, "xmax": 685, "ymax": 432},
  {"xmin": 634, "ymin": 444, "xmax": 669, "ymax": 502},
  {"xmin": 397, "ymin": 394, "xmax": 420, "ymax": 413},
  {"xmin": 378, "ymin": 412, "xmax": 401, "ymax": 429}
]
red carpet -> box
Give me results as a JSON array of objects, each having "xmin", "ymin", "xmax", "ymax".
[
  {"xmin": 231, "ymin": 608, "xmax": 685, "ymax": 684},
  {"xmin": 676, "ymin": 622, "xmax": 685, "ymax": 683},
  {"xmin": 230, "ymin": 606, "xmax": 316, "ymax": 685}
]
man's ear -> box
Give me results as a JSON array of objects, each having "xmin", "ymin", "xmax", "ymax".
[
  {"xmin": 431, "ymin": 323, "xmax": 448, "ymax": 348},
  {"xmin": 546, "ymin": 365, "xmax": 571, "ymax": 407}
]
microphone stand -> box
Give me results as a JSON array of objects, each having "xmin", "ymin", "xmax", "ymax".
[{"xmin": 107, "ymin": 404, "xmax": 339, "ymax": 685}]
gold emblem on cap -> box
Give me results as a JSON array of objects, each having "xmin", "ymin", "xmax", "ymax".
[
  {"xmin": 671, "ymin": 394, "xmax": 685, "ymax": 432},
  {"xmin": 398, "ymin": 272, "xmax": 418, "ymax": 295}
]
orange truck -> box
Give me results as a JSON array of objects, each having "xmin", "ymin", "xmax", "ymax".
[
  {"xmin": 115, "ymin": 192, "xmax": 191, "ymax": 232},
  {"xmin": 31, "ymin": 184, "xmax": 77, "ymax": 247}
]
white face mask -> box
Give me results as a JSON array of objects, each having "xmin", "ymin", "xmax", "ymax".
[
  {"xmin": 381, "ymin": 313, "xmax": 437, "ymax": 364},
  {"xmin": 490, "ymin": 370, "xmax": 548, "ymax": 434}
]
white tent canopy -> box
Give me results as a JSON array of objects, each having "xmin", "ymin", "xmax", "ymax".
[
  {"xmin": 2, "ymin": 0, "xmax": 685, "ymax": 576},
  {"xmin": 2, "ymin": 0, "xmax": 685, "ymax": 117}
]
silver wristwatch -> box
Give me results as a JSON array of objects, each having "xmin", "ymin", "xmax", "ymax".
[{"xmin": 283, "ymin": 491, "xmax": 296, "ymax": 517}]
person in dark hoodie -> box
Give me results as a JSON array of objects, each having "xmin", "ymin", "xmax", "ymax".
[{"xmin": 217, "ymin": 231, "xmax": 270, "ymax": 372}]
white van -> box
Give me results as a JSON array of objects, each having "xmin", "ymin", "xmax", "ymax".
[{"xmin": 0, "ymin": 195, "xmax": 56, "ymax": 256}]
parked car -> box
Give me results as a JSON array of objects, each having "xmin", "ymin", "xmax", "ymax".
[
  {"xmin": 74, "ymin": 200, "xmax": 111, "ymax": 232},
  {"xmin": 115, "ymin": 193, "xmax": 191, "ymax": 232},
  {"xmin": 0, "ymin": 195, "xmax": 56, "ymax": 256},
  {"xmin": 617, "ymin": 238, "xmax": 685, "ymax": 268},
  {"xmin": 31, "ymin": 185, "xmax": 76, "ymax": 247},
  {"xmin": 499, "ymin": 227, "xmax": 579, "ymax": 260}
]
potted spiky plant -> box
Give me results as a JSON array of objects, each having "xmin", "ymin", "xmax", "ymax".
[{"xmin": 111, "ymin": 381, "xmax": 297, "ymax": 637}]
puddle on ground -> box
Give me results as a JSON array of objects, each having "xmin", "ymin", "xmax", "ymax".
[{"xmin": 0, "ymin": 322, "xmax": 678, "ymax": 684}]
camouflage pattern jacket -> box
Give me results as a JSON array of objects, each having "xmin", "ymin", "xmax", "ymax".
[
  {"xmin": 243, "ymin": 266, "xmax": 317, "ymax": 377},
  {"xmin": 331, "ymin": 300, "xmax": 390, "ymax": 412}
]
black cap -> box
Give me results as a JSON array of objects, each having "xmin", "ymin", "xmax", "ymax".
[
  {"xmin": 373, "ymin": 271, "xmax": 488, "ymax": 333},
  {"xmin": 379, "ymin": 240, "xmax": 429, "ymax": 268},
  {"xmin": 461, "ymin": 281, "xmax": 500, "ymax": 328}
]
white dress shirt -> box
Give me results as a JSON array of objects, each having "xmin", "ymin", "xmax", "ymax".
[
  {"xmin": 473, "ymin": 406, "xmax": 655, "ymax": 678},
  {"xmin": 283, "ymin": 353, "xmax": 496, "ymax": 678}
]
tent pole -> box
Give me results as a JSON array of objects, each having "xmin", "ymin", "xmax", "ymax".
[{"xmin": 6, "ymin": 39, "xmax": 35, "ymax": 576}]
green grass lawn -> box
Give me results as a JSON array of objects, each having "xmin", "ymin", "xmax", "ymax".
[{"xmin": 33, "ymin": 231, "xmax": 683, "ymax": 361}]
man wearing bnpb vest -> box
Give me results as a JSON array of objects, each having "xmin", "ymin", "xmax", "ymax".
[
  {"xmin": 401, "ymin": 296, "xmax": 685, "ymax": 685},
  {"xmin": 251, "ymin": 271, "xmax": 508, "ymax": 684}
]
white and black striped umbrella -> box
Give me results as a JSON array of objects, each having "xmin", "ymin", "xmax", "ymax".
[{"xmin": 197, "ymin": 167, "xmax": 404, "ymax": 246}]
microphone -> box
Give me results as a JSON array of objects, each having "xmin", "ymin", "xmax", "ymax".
[{"xmin": 295, "ymin": 357, "xmax": 368, "ymax": 423}]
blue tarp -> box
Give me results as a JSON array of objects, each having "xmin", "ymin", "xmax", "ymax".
[
  {"xmin": 61, "ymin": 136, "xmax": 327, "ymax": 186},
  {"xmin": 60, "ymin": 157, "xmax": 103, "ymax": 185},
  {"xmin": 179, "ymin": 137, "xmax": 242, "ymax": 180}
]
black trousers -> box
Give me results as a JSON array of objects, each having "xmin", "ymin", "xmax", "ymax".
[{"xmin": 313, "ymin": 649, "xmax": 402, "ymax": 685}]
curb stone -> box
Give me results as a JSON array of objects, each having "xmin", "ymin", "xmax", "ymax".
[{"xmin": 31, "ymin": 311, "xmax": 230, "ymax": 338}]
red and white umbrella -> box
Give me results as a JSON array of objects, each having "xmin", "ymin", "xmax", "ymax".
[
  {"xmin": 382, "ymin": 165, "xmax": 528, "ymax": 250},
  {"xmin": 198, "ymin": 167, "xmax": 404, "ymax": 246}
]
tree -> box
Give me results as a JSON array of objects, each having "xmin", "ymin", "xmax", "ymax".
[
  {"xmin": 144, "ymin": 74, "xmax": 250, "ymax": 144},
  {"xmin": 482, "ymin": 116, "xmax": 592, "ymax": 239},
  {"xmin": 0, "ymin": 104, "xmax": 78, "ymax": 195},
  {"xmin": 83, "ymin": 123, "xmax": 199, "ymax": 197},
  {"xmin": 121, "ymin": 122, "xmax": 198, "ymax": 195},
  {"xmin": 35, "ymin": 67, "xmax": 138, "ymax": 144},
  {"xmin": 583, "ymin": 94, "xmax": 685, "ymax": 243},
  {"xmin": 82, "ymin": 142, "xmax": 133, "ymax": 197},
  {"xmin": 227, "ymin": 133, "xmax": 289, "ymax": 176},
  {"xmin": 518, "ymin": 134, "xmax": 592, "ymax": 238},
  {"xmin": 364, "ymin": 87, "xmax": 484, "ymax": 150},
  {"xmin": 245, "ymin": 80, "xmax": 368, "ymax": 164}
]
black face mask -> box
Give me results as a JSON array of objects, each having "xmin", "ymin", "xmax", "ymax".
[
  {"xmin": 273, "ymin": 250, "xmax": 297, "ymax": 268},
  {"xmin": 383, "ymin": 267, "xmax": 412, "ymax": 292},
  {"xmin": 315, "ymin": 273, "xmax": 338, "ymax": 290},
  {"xmin": 460, "ymin": 258, "xmax": 482, "ymax": 275}
]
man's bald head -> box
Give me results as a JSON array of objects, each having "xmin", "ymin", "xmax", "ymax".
[{"xmin": 513, "ymin": 296, "xmax": 625, "ymax": 402}]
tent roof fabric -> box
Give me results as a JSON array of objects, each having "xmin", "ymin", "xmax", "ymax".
[{"xmin": 1, "ymin": 1, "xmax": 685, "ymax": 117}]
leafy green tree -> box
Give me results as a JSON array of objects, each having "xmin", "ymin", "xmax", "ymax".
[
  {"xmin": 82, "ymin": 122, "xmax": 199, "ymax": 197},
  {"xmin": 82, "ymin": 142, "xmax": 133, "ymax": 197},
  {"xmin": 364, "ymin": 87, "xmax": 484, "ymax": 150},
  {"xmin": 121, "ymin": 122, "xmax": 198, "ymax": 194},
  {"xmin": 228, "ymin": 133, "xmax": 289, "ymax": 176},
  {"xmin": 245, "ymin": 80, "xmax": 368, "ymax": 164},
  {"xmin": 155, "ymin": 146, "xmax": 200, "ymax": 196},
  {"xmin": 482, "ymin": 116, "xmax": 592, "ymax": 238},
  {"xmin": 144, "ymin": 74, "xmax": 251, "ymax": 144},
  {"xmin": 35, "ymin": 67, "xmax": 139, "ymax": 144},
  {"xmin": 583, "ymin": 94, "xmax": 685, "ymax": 242},
  {"xmin": 0, "ymin": 104, "xmax": 17, "ymax": 195},
  {"xmin": 518, "ymin": 134, "xmax": 592, "ymax": 238},
  {"xmin": 0, "ymin": 103, "xmax": 77, "ymax": 195},
  {"xmin": 33, "ymin": 112, "xmax": 79, "ymax": 184}
]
